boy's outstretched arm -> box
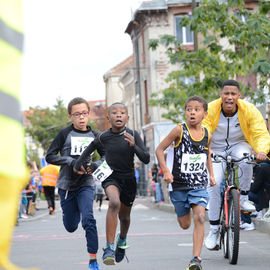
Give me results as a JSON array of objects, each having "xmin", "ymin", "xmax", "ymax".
[
  {"xmin": 156, "ymin": 125, "xmax": 181, "ymax": 184},
  {"xmin": 46, "ymin": 131, "xmax": 75, "ymax": 166}
]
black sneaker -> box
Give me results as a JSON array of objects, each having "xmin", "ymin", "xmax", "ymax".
[
  {"xmin": 115, "ymin": 234, "xmax": 129, "ymax": 263},
  {"xmin": 186, "ymin": 256, "xmax": 202, "ymax": 270},
  {"xmin": 102, "ymin": 247, "xmax": 116, "ymax": 265}
]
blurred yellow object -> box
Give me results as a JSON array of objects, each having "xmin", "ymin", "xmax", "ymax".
[
  {"xmin": 0, "ymin": 176, "xmax": 38, "ymax": 270},
  {"xmin": 0, "ymin": 0, "xmax": 39, "ymax": 269}
]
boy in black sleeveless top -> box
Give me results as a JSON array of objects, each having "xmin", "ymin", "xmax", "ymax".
[{"xmin": 156, "ymin": 96, "xmax": 216, "ymax": 270}]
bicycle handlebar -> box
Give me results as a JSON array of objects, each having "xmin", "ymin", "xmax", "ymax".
[{"xmin": 212, "ymin": 153, "xmax": 256, "ymax": 164}]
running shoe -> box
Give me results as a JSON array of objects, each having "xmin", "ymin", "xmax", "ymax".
[
  {"xmin": 240, "ymin": 197, "xmax": 256, "ymax": 212},
  {"xmin": 204, "ymin": 228, "xmax": 219, "ymax": 250},
  {"xmin": 102, "ymin": 247, "xmax": 116, "ymax": 265},
  {"xmin": 186, "ymin": 256, "xmax": 202, "ymax": 270},
  {"xmin": 240, "ymin": 221, "xmax": 255, "ymax": 231},
  {"xmin": 88, "ymin": 260, "xmax": 100, "ymax": 270},
  {"xmin": 115, "ymin": 233, "xmax": 129, "ymax": 263},
  {"xmin": 250, "ymin": 210, "xmax": 263, "ymax": 219}
]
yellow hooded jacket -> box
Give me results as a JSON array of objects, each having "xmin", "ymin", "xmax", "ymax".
[{"xmin": 202, "ymin": 98, "xmax": 270, "ymax": 154}]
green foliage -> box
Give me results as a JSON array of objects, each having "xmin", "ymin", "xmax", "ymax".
[
  {"xmin": 25, "ymin": 98, "xmax": 69, "ymax": 152},
  {"xmin": 26, "ymin": 148, "xmax": 41, "ymax": 168},
  {"xmin": 149, "ymin": 0, "xmax": 270, "ymax": 123}
]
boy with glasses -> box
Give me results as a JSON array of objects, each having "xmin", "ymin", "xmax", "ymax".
[{"xmin": 46, "ymin": 97, "xmax": 105, "ymax": 270}]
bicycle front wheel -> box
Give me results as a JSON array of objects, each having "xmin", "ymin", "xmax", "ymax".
[{"xmin": 227, "ymin": 188, "xmax": 240, "ymax": 264}]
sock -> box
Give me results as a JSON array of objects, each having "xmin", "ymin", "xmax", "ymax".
[
  {"xmin": 89, "ymin": 259, "xmax": 97, "ymax": 264},
  {"xmin": 240, "ymin": 194, "xmax": 248, "ymax": 201},
  {"xmin": 107, "ymin": 242, "xmax": 114, "ymax": 250},
  {"xmin": 117, "ymin": 236, "xmax": 126, "ymax": 247}
]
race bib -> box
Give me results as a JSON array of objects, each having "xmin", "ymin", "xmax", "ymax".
[
  {"xmin": 181, "ymin": 153, "xmax": 207, "ymax": 173},
  {"xmin": 70, "ymin": 137, "xmax": 94, "ymax": 155},
  {"xmin": 92, "ymin": 160, "xmax": 113, "ymax": 182}
]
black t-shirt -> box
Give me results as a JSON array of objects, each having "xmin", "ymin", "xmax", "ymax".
[{"xmin": 75, "ymin": 128, "xmax": 150, "ymax": 179}]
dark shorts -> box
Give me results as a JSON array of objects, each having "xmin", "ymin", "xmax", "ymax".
[
  {"xmin": 102, "ymin": 176, "xmax": 137, "ymax": 207},
  {"xmin": 170, "ymin": 188, "xmax": 209, "ymax": 218}
]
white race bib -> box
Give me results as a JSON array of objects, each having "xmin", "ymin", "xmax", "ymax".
[
  {"xmin": 181, "ymin": 153, "xmax": 207, "ymax": 173},
  {"xmin": 92, "ymin": 160, "xmax": 113, "ymax": 182},
  {"xmin": 70, "ymin": 137, "xmax": 94, "ymax": 155}
]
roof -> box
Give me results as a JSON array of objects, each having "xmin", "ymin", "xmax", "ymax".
[
  {"xmin": 126, "ymin": 0, "xmax": 196, "ymax": 34},
  {"xmin": 88, "ymin": 99, "xmax": 106, "ymax": 121},
  {"xmin": 103, "ymin": 55, "xmax": 134, "ymax": 80}
]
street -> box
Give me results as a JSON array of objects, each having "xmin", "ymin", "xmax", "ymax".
[{"xmin": 11, "ymin": 198, "xmax": 270, "ymax": 270}]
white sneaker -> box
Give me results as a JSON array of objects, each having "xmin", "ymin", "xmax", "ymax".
[
  {"xmin": 205, "ymin": 228, "xmax": 219, "ymax": 250},
  {"xmin": 263, "ymin": 208, "xmax": 270, "ymax": 221},
  {"xmin": 241, "ymin": 222, "xmax": 255, "ymax": 231},
  {"xmin": 240, "ymin": 197, "xmax": 256, "ymax": 212},
  {"xmin": 250, "ymin": 210, "xmax": 263, "ymax": 219}
]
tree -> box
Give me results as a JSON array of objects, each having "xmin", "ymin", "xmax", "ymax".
[
  {"xmin": 149, "ymin": 0, "xmax": 270, "ymax": 123},
  {"xmin": 25, "ymin": 98, "xmax": 69, "ymax": 152}
]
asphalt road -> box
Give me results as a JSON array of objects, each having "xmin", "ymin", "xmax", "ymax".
[{"xmin": 10, "ymin": 198, "xmax": 270, "ymax": 270}]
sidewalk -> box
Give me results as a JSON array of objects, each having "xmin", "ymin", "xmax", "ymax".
[
  {"xmin": 18, "ymin": 199, "xmax": 61, "ymax": 223},
  {"xmin": 145, "ymin": 196, "xmax": 270, "ymax": 235}
]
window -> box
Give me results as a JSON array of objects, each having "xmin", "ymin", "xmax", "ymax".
[
  {"xmin": 178, "ymin": 77, "xmax": 195, "ymax": 85},
  {"xmin": 234, "ymin": 9, "xmax": 251, "ymax": 24},
  {"xmin": 175, "ymin": 16, "xmax": 193, "ymax": 44}
]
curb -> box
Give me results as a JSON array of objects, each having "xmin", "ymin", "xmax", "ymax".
[{"xmin": 147, "ymin": 198, "xmax": 270, "ymax": 235}]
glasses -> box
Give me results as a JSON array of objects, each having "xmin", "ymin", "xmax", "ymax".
[{"xmin": 71, "ymin": 111, "xmax": 89, "ymax": 118}]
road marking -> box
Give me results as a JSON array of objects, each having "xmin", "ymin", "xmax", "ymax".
[
  {"xmin": 12, "ymin": 231, "xmax": 192, "ymax": 242},
  {"xmin": 177, "ymin": 241, "xmax": 248, "ymax": 247}
]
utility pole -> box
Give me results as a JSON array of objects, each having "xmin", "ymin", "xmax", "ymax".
[{"xmin": 192, "ymin": 0, "xmax": 198, "ymax": 51}]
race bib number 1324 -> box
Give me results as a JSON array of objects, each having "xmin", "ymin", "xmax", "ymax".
[{"xmin": 181, "ymin": 153, "xmax": 206, "ymax": 173}]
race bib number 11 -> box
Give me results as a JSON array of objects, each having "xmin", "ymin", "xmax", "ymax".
[
  {"xmin": 181, "ymin": 153, "xmax": 206, "ymax": 173},
  {"xmin": 92, "ymin": 160, "xmax": 113, "ymax": 182}
]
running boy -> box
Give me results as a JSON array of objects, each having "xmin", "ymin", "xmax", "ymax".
[
  {"xmin": 46, "ymin": 97, "xmax": 105, "ymax": 270},
  {"xmin": 74, "ymin": 102, "xmax": 150, "ymax": 265},
  {"xmin": 156, "ymin": 96, "xmax": 216, "ymax": 270}
]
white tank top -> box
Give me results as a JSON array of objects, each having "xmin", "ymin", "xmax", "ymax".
[{"xmin": 210, "ymin": 110, "xmax": 246, "ymax": 151}]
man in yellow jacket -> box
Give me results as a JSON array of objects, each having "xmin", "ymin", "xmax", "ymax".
[
  {"xmin": 0, "ymin": 0, "xmax": 38, "ymax": 269},
  {"xmin": 203, "ymin": 79, "xmax": 270, "ymax": 250},
  {"xmin": 40, "ymin": 164, "xmax": 60, "ymax": 215}
]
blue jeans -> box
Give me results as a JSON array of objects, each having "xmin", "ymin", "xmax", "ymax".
[{"xmin": 58, "ymin": 186, "xmax": 98, "ymax": 254}]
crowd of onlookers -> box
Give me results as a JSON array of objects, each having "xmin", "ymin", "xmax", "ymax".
[{"xmin": 17, "ymin": 161, "xmax": 41, "ymax": 221}]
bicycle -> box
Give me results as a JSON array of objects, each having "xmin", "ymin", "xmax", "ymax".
[{"xmin": 212, "ymin": 153, "xmax": 255, "ymax": 265}]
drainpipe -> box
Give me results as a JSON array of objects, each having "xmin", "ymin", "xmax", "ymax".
[
  {"xmin": 135, "ymin": 36, "xmax": 143, "ymax": 128},
  {"xmin": 192, "ymin": 0, "xmax": 198, "ymax": 51}
]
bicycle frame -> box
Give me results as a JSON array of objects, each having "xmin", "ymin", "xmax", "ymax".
[
  {"xmin": 213, "ymin": 153, "xmax": 255, "ymax": 265},
  {"xmin": 224, "ymin": 163, "xmax": 240, "ymax": 228}
]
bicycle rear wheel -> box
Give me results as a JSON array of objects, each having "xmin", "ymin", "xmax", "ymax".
[{"xmin": 227, "ymin": 188, "xmax": 240, "ymax": 264}]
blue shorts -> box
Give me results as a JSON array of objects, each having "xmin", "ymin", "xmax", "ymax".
[{"xmin": 170, "ymin": 188, "xmax": 209, "ymax": 218}]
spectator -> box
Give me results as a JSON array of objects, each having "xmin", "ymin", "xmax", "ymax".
[
  {"xmin": 40, "ymin": 164, "xmax": 60, "ymax": 215},
  {"xmin": 151, "ymin": 164, "xmax": 163, "ymax": 203},
  {"xmin": 94, "ymin": 181, "xmax": 105, "ymax": 211},
  {"xmin": 249, "ymin": 155, "xmax": 270, "ymax": 220}
]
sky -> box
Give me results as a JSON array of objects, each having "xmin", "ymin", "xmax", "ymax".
[{"xmin": 21, "ymin": 0, "xmax": 142, "ymax": 110}]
